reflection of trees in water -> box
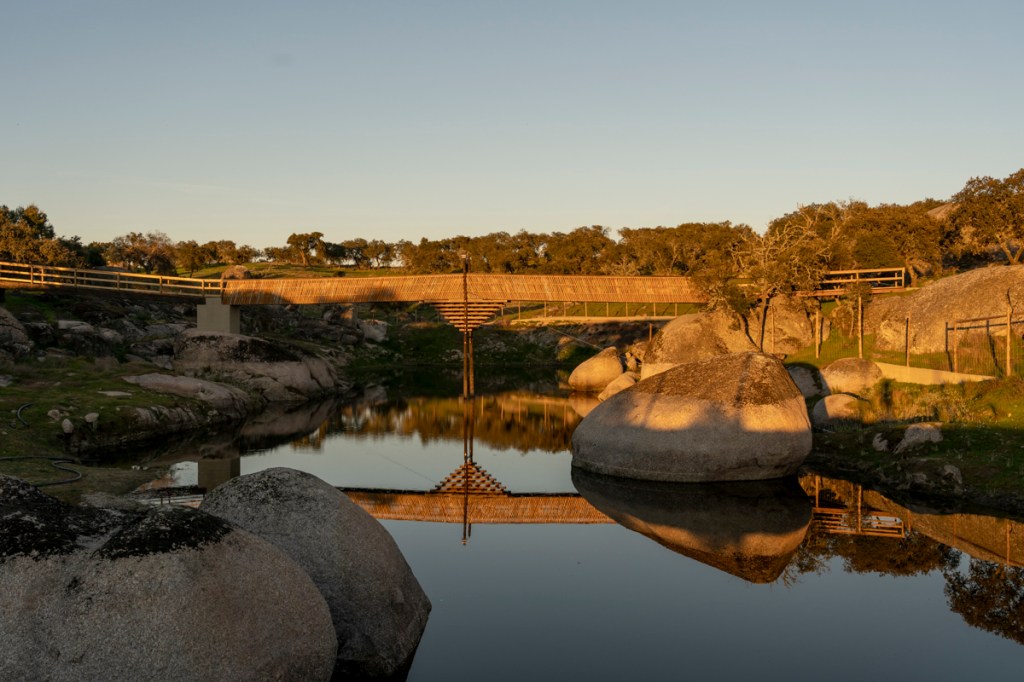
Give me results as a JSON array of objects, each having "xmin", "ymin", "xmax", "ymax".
[
  {"xmin": 316, "ymin": 394, "xmax": 581, "ymax": 453},
  {"xmin": 945, "ymin": 560, "xmax": 1024, "ymax": 645},
  {"xmin": 784, "ymin": 528, "xmax": 960, "ymax": 585}
]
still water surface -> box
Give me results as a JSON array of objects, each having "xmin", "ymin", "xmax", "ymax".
[{"xmin": 150, "ymin": 389, "xmax": 1024, "ymax": 681}]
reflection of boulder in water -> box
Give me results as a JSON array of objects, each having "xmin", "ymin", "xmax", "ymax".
[
  {"xmin": 568, "ymin": 392, "xmax": 601, "ymax": 418},
  {"xmin": 572, "ymin": 469, "xmax": 812, "ymax": 583}
]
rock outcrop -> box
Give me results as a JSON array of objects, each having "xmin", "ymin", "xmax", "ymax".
[
  {"xmin": 641, "ymin": 312, "xmax": 757, "ymax": 379},
  {"xmin": 173, "ymin": 329, "xmax": 342, "ymax": 401},
  {"xmin": 573, "ymin": 469, "xmax": 812, "ymax": 583},
  {"xmin": 867, "ymin": 265, "xmax": 1024, "ymax": 353},
  {"xmin": 0, "ymin": 306, "xmax": 32, "ymax": 359},
  {"xmin": 202, "ymin": 468, "xmax": 431, "ymax": 678},
  {"xmin": 572, "ymin": 352, "xmax": 812, "ymax": 482},
  {"xmin": 123, "ymin": 372, "xmax": 260, "ymax": 416},
  {"xmin": 0, "ymin": 476, "xmax": 337, "ymax": 682},
  {"xmin": 568, "ymin": 347, "xmax": 624, "ymax": 392}
]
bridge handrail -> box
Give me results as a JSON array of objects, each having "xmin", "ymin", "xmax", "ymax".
[{"xmin": 0, "ymin": 261, "xmax": 224, "ymax": 297}]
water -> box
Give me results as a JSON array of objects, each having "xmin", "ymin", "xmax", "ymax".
[{"xmin": 148, "ymin": 389, "xmax": 1024, "ymax": 681}]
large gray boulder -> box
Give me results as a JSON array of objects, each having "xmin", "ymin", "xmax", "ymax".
[
  {"xmin": 573, "ymin": 469, "xmax": 812, "ymax": 583},
  {"xmin": 641, "ymin": 312, "xmax": 757, "ymax": 379},
  {"xmin": 820, "ymin": 357, "xmax": 883, "ymax": 396},
  {"xmin": 201, "ymin": 468, "xmax": 431, "ymax": 678},
  {"xmin": 572, "ymin": 352, "xmax": 812, "ymax": 482},
  {"xmin": 0, "ymin": 475, "xmax": 337, "ymax": 682},
  {"xmin": 173, "ymin": 329, "xmax": 339, "ymax": 401},
  {"xmin": 568, "ymin": 346, "xmax": 624, "ymax": 392}
]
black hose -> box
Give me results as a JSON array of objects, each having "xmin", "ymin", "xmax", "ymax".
[
  {"xmin": 0, "ymin": 455, "xmax": 84, "ymax": 487},
  {"xmin": 14, "ymin": 402, "xmax": 32, "ymax": 428}
]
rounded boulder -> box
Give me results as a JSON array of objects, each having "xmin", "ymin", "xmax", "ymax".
[
  {"xmin": 820, "ymin": 357, "xmax": 883, "ymax": 396},
  {"xmin": 0, "ymin": 476, "xmax": 337, "ymax": 682},
  {"xmin": 641, "ymin": 312, "xmax": 757, "ymax": 380},
  {"xmin": 567, "ymin": 347, "xmax": 624, "ymax": 392},
  {"xmin": 202, "ymin": 468, "xmax": 431, "ymax": 679},
  {"xmin": 571, "ymin": 352, "xmax": 812, "ymax": 482}
]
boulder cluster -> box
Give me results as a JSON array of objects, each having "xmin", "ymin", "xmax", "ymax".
[{"xmin": 0, "ymin": 469, "xmax": 431, "ymax": 681}]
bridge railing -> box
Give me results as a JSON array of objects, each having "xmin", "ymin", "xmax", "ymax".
[
  {"xmin": 799, "ymin": 267, "xmax": 907, "ymax": 298},
  {"xmin": 0, "ymin": 261, "xmax": 224, "ymax": 298}
]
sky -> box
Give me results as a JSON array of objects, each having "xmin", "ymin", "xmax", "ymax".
[{"xmin": 3, "ymin": 0, "xmax": 1023, "ymax": 248}]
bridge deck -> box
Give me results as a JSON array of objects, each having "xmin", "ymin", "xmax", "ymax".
[{"xmin": 1, "ymin": 260, "xmax": 904, "ymax": 305}]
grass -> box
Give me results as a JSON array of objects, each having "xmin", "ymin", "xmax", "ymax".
[{"xmin": 0, "ymin": 356, "xmax": 205, "ymax": 502}]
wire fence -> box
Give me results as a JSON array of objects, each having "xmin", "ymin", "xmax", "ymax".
[{"xmin": 811, "ymin": 302, "xmax": 1024, "ymax": 378}]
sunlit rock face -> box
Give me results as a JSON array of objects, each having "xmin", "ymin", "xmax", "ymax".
[
  {"xmin": 202, "ymin": 468, "xmax": 431, "ymax": 679},
  {"xmin": 572, "ymin": 468, "xmax": 812, "ymax": 583},
  {"xmin": 641, "ymin": 312, "xmax": 756, "ymax": 380},
  {"xmin": 0, "ymin": 475, "xmax": 337, "ymax": 682},
  {"xmin": 568, "ymin": 346, "xmax": 624, "ymax": 392},
  {"xmin": 572, "ymin": 352, "xmax": 812, "ymax": 482}
]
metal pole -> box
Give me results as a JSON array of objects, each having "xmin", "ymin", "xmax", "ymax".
[
  {"xmin": 462, "ymin": 255, "xmax": 469, "ymax": 397},
  {"xmin": 468, "ymin": 330, "xmax": 475, "ymax": 396}
]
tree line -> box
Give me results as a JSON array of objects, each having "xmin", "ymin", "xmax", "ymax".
[{"xmin": 3, "ymin": 168, "xmax": 1023, "ymax": 308}]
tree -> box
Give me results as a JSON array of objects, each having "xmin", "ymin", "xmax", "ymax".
[
  {"xmin": 285, "ymin": 232, "xmax": 325, "ymax": 268},
  {"xmin": 945, "ymin": 559, "xmax": 1024, "ymax": 645},
  {"xmin": 175, "ymin": 240, "xmax": 208, "ymax": 277},
  {"xmin": 104, "ymin": 232, "xmax": 176, "ymax": 274},
  {"xmin": 0, "ymin": 204, "xmax": 85, "ymax": 266},
  {"xmin": 949, "ymin": 169, "xmax": 1024, "ymax": 264}
]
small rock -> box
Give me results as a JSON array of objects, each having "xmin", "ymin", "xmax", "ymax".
[
  {"xmin": 47, "ymin": 409, "xmax": 62, "ymax": 421},
  {"xmin": 0, "ymin": 375, "xmax": 12, "ymax": 388},
  {"xmin": 84, "ymin": 413, "xmax": 100, "ymax": 425},
  {"xmin": 893, "ymin": 422, "xmax": 942, "ymax": 454},
  {"xmin": 940, "ymin": 464, "xmax": 963, "ymax": 486},
  {"xmin": 598, "ymin": 372, "xmax": 637, "ymax": 401},
  {"xmin": 97, "ymin": 391, "xmax": 133, "ymax": 398},
  {"xmin": 61, "ymin": 418, "xmax": 74, "ymax": 434},
  {"xmin": 810, "ymin": 394, "xmax": 863, "ymax": 429},
  {"xmin": 872, "ymin": 433, "xmax": 889, "ymax": 452}
]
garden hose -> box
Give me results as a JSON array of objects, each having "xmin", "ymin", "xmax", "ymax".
[{"xmin": 0, "ymin": 455, "xmax": 84, "ymax": 487}]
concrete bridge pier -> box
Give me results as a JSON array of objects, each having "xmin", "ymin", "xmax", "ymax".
[{"xmin": 196, "ymin": 296, "xmax": 240, "ymax": 334}]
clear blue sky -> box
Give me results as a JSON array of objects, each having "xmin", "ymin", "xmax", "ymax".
[{"xmin": 3, "ymin": 0, "xmax": 1022, "ymax": 247}]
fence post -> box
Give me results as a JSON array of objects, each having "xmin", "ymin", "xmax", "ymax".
[
  {"xmin": 953, "ymin": 322, "xmax": 959, "ymax": 373},
  {"xmin": 815, "ymin": 309, "xmax": 821, "ymax": 360},
  {"xmin": 1008, "ymin": 305, "xmax": 1013, "ymax": 377},
  {"xmin": 857, "ymin": 295, "xmax": 863, "ymax": 359},
  {"xmin": 905, "ymin": 317, "xmax": 910, "ymax": 367}
]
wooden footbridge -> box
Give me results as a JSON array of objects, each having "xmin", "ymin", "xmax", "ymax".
[{"xmin": 0, "ymin": 260, "xmax": 907, "ymax": 332}]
